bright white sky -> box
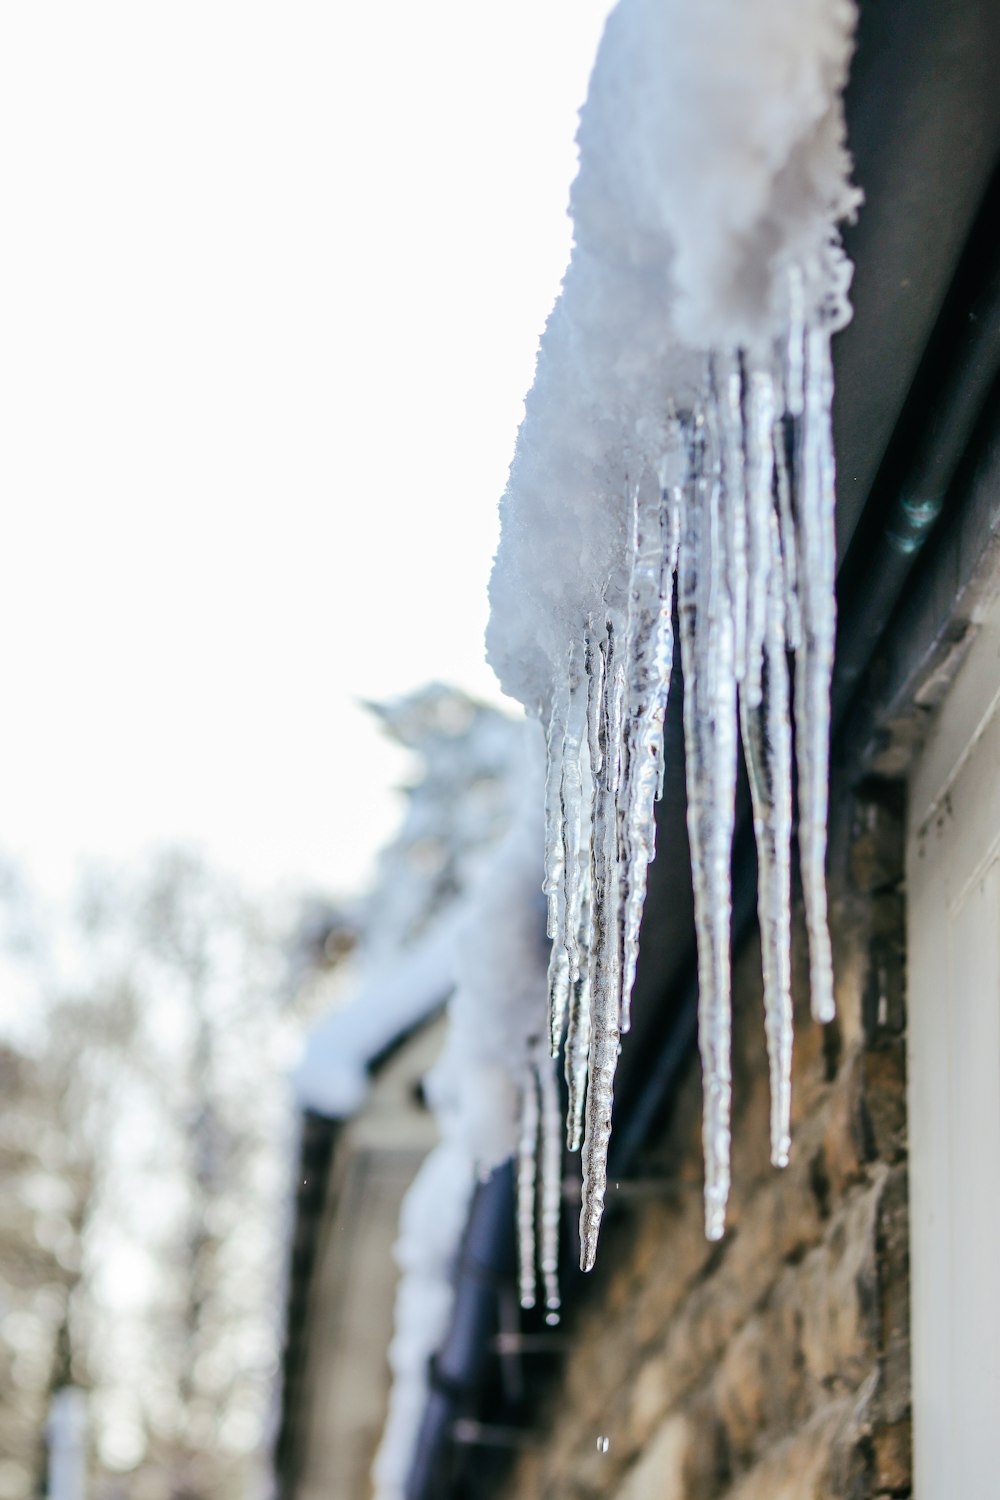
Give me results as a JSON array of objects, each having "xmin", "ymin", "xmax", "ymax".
[{"xmin": 0, "ymin": 2, "xmax": 612, "ymax": 900}]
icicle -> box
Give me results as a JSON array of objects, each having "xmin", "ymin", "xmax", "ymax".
[
  {"xmin": 564, "ymin": 963, "xmax": 591, "ymax": 1151},
  {"xmin": 678, "ymin": 409, "xmax": 738, "ymax": 1241},
  {"xmin": 516, "ymin": 1067, "xmax": 540, "ymax": 1310},
  {"xmin": 657, "ymin": 444, "xmax": 685, "ymax": 803},
  {"xmin": 740, "ymin": 508, "xmax": 794, "ymax": 1168},
  {"xmin": 564, "ymin": 642, "xmax": 596, "ymax": 1145},
  {"xmin": 537, "ymin": 1058, "xmax": 563, "ymax": 1323},
  {"xmin": 773, "ymin": 404, "xmax": 804, "ymax": 653},
  {"xmin": 579, "ymin": 618, "xmax": 625, "ymax": 1271},
  {"xmin": 715, "ymin": 352, "xmax": 748, "ymax": 687},
  {"xmin": 542, "ymin": 678, "xmax": 569, "ymax": 942},
  {"xmin": 617, "ymin": 461, "xmax": 681, "ymax": 1029},
  {"xmin": 548, "ymin": 646, "xmax": 590, "ymax": 1056},
  {"xmin": 546, "ymin": 943, "xmax": 571, "ymax": 1061},
  {"xmin": 744, "ymin": 361, "xmax": 777, "ymax": 708},
  {"xmin": 559, "ymin": 651, "xmax": 589, "ymax": 990},
  {"xmin": 794, "ymin": 326, "xmax": 837, "ymax": 1024}
]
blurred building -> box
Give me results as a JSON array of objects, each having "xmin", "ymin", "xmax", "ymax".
[
  {"xmin": 274, "ymin": 686, "xmax": 523, "ymax": 1500},
  {"xmin": 275, "ymin": 1016, "xmax": 445, "ymax": 1500}
]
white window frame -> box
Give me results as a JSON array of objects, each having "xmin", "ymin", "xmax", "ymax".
[{"xmin": 907, "ymin": 591, "xmax": 1000, "ymax": 1497}]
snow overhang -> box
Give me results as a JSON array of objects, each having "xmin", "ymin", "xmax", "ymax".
[{"xmin": 292, "ymin": 908, "xmax": 463, "ymax": 1120}]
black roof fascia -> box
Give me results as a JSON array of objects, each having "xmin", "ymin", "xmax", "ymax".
[
  {"xmin": 832, "ymin": 0, "xmax": 1000, "ymax": 561},
  {"xmin": 832, "ymin": 163, "xmax": 1000, "ymax": 727}
]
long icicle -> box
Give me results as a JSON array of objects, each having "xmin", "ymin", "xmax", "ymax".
[
  {"xmin": 537, "ymin": 1058, "xmax": 563, "ymax": 1324},
  {"xmin": 579, "ymin": 617, "xmax": 625, "ymax": 1271},
  {"xmin": 546, "ymin": 944, "xmax": 572, "ymax": 1061},
  {"xmin": 549, "ymin": 644, "xmax": 588, "ymax": 1055},
  {"xmin": 740, "ymin": 506, "xmax": 794, "ymax": 1168},
  {"xmin": 618, "ymin": 457, "xmax": 681, "ymax": 1030},
  {"xmin": 678, "ymin": 407, "xmax": 738, "ymax": 1241},
  {"xmin": 716, "ymin": 352, "xmax": 749, "ymax": 689},
  {"xmin": 774, "ymin": 406, "xmax": 803, "ymax": 654},
  {"xmin": 795, "ymin": 325, "xmax": 837, "ymax": 1025},
  {"xmin": 541, "ymin": 679, "xmax": 569, "ymax": 942},
  {"xmin": 564, "ymin": 640, "xmax": 596, "ymax": 1148},
  {"xmin": 558, "ymin": 649, "xmax": 588, "ymax": 1012},
  {"xmin": 565, "ymin": 963, "xmax": 592, "ymax": 1152},
  {"xmin": 516, "ymin": 1066, "xmax": 540, "ymax": 1310},
  {"xmin": 743, "ymin": 361, "xmax": 776, "ymax": 709},
  {"xmin": 543, "ymin": 674, "xmax": 572, "ymax": 1055}
]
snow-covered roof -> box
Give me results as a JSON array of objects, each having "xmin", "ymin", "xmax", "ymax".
[
  {"xmin": 292, "ymin": 907, "xmax": 462, "ymax": 1118},
  {"xmin": 373, "ymin": 730, "xmax": 550, "ymax": 1500},
  {"xmin": 293, "ymin": 684, "xmax": 524, "ymax": 1119}
]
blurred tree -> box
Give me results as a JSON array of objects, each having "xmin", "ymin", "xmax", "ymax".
[
  {"xmin": 0, "ymin": 849, "xmax": 337, "ymax": 1500},
  {"xmin": 0, "ymin": 686, "xmax": 520, "ymax": 1500},
  {"xmin": 0, "ymin": 1038, "xmax": 81, "ymax": 1500}
]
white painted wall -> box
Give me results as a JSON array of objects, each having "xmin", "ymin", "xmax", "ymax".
[{"xmin": 907, "ymin": 591, "xmax": 1000, "ymax": 1498}]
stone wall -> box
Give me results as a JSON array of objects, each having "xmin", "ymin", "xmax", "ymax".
[{"xmin": 502, "ymin": 786, "xmax": 910, "ymax": 1500}]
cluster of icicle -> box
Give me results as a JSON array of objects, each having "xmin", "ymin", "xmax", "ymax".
[{"xmin": 519, "ymin": 281, "xmax": 839, "ymax": 1290}]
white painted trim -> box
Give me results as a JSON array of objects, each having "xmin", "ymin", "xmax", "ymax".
[
  {"xmin": 909, "ymin": 593, "xmax": 1000, "ymax": 836},
  {"xmin": 907, "ymin": 588, "xmax": 1000, "ymax": 1499}
]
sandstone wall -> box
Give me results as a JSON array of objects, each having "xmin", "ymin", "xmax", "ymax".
[{"xmin": 504, "ymin": 787, "xmax": 910, "ymax": 1500}]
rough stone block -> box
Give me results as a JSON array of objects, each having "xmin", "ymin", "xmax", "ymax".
[
  {"xmin": 861, "ymin": 1045, "xmax": 906, "ymax": 1164},
  {"xmin": 612, "ymin": 1412, "xmax": 698, "ymax": 1500},
  {"xmin": 627, "ymin": 1353, "xmax": 672, "ymax": 1449},
  {"xmin": 712, "ymin": 1292, "xmax": 810, "ymax": 1467},
  {"xmin": 720, "ymin": 1399, "xmax": 853, "ymax": 1500},
  {"xmin": 849, "ymin": 790, "xmax": 904, "ymax": 894},
  {"xmin": 873, "ymin": 1414, "xmax": 911, "ymax": 1492},
  {"xmin": 498, "ymin": 853, "xmax": 909, "ymax": 1500},
  {"xmin": 798, "ymin": 1179, "xmax": 882, "ymax": 1389}
]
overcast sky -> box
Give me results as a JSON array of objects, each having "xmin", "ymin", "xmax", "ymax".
[{"xmin": 0, "ymin": 2, "xmax": 612, "ymax": 900}]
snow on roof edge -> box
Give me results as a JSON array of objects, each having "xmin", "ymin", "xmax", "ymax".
[
  {"xmin": 487, "ymin": 0, "xmax": 858, "ymax": 712},
  {"xmin": 292, "ymin": 907, "xmax": 464, "ymax": 1118}
]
